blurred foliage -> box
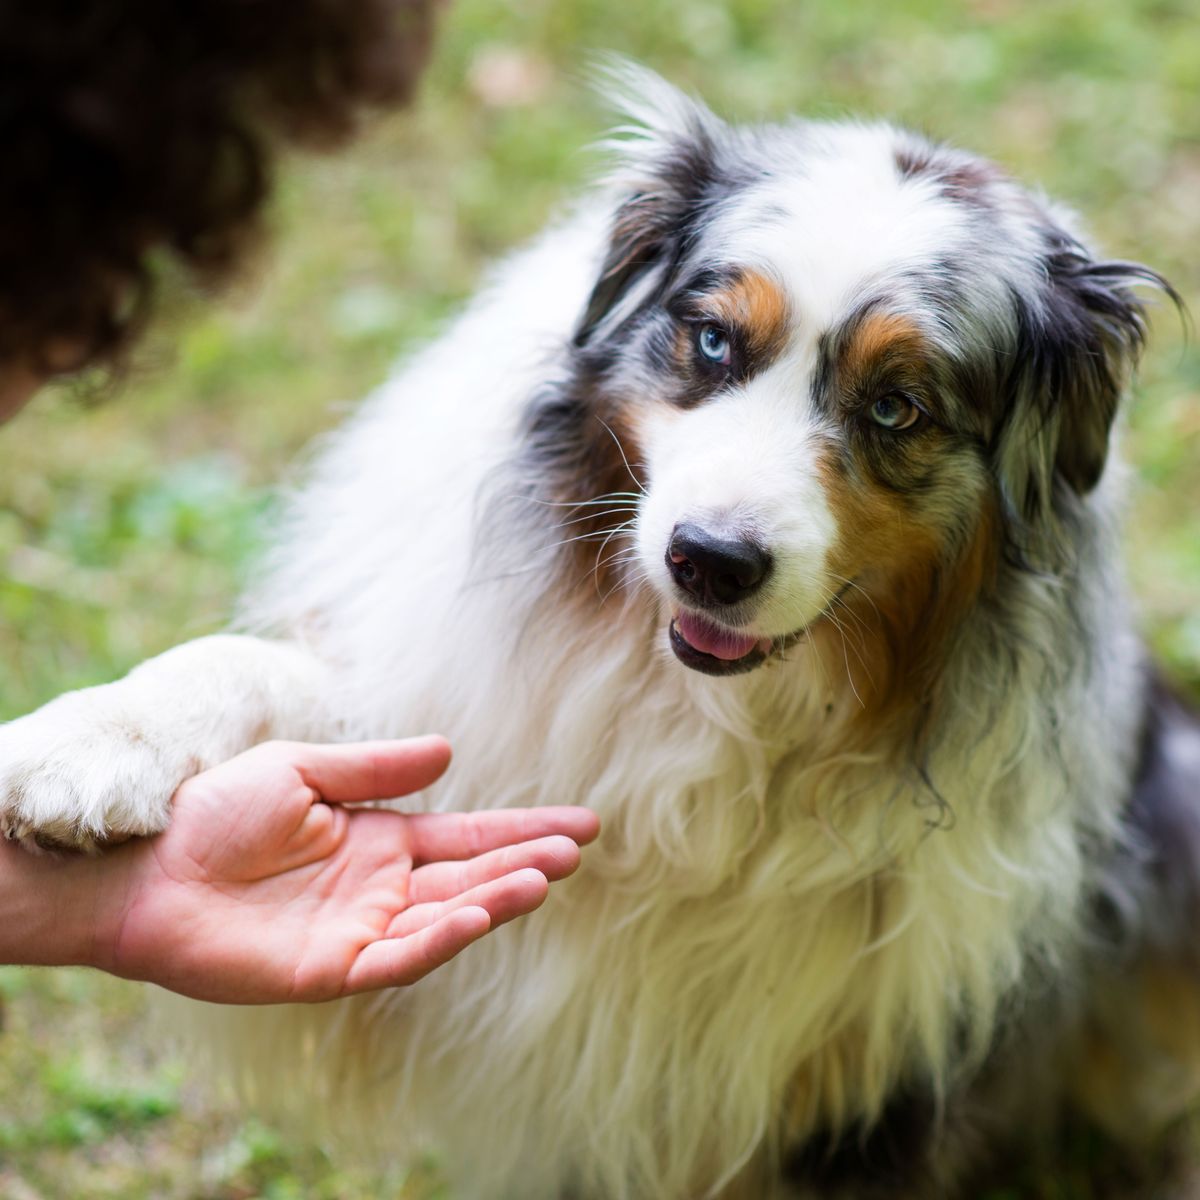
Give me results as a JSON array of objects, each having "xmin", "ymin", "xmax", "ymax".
[{"xmin": 0, "ymin": 0, "xmax": 1197, "ymax": 1195}]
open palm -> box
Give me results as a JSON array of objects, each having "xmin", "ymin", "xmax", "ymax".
[{"xmin": 103, "ymin": 738, "xmax": 597, "ymax": 1003}]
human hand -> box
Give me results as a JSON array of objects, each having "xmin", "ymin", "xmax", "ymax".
[{"xmin": 90, "ymin": 738, "xmax": 597, "ymax": 1003}]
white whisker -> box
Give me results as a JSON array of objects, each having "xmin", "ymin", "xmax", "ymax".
[{"xmin": 595, "ymin": 417, "xmax": 648, "ymax": 495}]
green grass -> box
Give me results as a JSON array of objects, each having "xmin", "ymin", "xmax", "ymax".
[{"xmin": 1, "ymin": 0, "xmax": 1198, "ymax": 1194}]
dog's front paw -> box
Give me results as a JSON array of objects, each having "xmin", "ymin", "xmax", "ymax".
[{"xmin": 0, "ymin": 690, "xmax": 187, "ymax": 853}]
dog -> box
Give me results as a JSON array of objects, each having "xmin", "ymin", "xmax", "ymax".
[{"xmin": 2, "ymin": 65, "xmax": 1198, "ymax": 1198}]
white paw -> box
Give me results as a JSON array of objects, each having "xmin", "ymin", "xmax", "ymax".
[{"xmin": 0, "ymin": 689, "xmax": 187, "ymax": 852}]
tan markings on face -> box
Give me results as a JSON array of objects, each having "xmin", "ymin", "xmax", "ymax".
[
  {"xmin": 554, "ymin": 403, "xmax": 646, "ymax": 598},
  {"xmin": 837, "ymin": 311, "xmax": 930, "ymax": 401},
  {"xmin": 715, "ymin": 272, "xmax": 792, "ymax": 360},
  {"xmin": 671, "ymin": 269, "xmax": 791, "ymax": 366},
  {"xmin": 812, "ymin": 444, "xmax": 1000, "ymax": 735},
  {"xmin": 710, "ymin": 270, "xmax": 791, "ymax": 361},
  {"xmin": 666, "ymin": 270, "xmax": 791, "ymax": 399}
]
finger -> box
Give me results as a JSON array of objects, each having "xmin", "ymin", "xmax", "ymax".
[
  {"xmin": 404, "ymin": 806, "xmax": 600, "ymax": 865},
  {"xmin": 407, "ymin": 835, "xmax": 581, "ymax": 904},
  {"xmin": 261, "ymin": 736, "xmax": 453, "ymax": 803},
  {"xmin": 340, "ymin": 905, "xmax": 491, "ymax": 994},
  {"xmin": 385, "ymin": 867, "xmax": 550, "ymax": 940}
]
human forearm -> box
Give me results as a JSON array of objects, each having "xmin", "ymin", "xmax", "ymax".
[{"xmin": 0, "ymin": 839, "xmax": 129, "ymax": 971}]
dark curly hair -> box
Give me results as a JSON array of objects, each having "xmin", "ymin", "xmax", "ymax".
[{"xmin": 0, "ymin": 0, "xmax": 438, "ymax": 375}]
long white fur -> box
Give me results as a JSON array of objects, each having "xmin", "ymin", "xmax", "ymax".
[{"xmin": 0, "ymin": 72, "xmax": 1148, "ymax": 1198}]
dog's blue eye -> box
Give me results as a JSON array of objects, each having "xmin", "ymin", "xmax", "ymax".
[
  {"xmin": 869, "ymin": 393, "xmax": 920, "ymax": 431},
  {"xmin": 696, "ymin": 324, "xmax": 732, "ymax": 366}
]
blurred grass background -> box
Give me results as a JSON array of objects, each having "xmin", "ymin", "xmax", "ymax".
[{"xmin": 1, "ymin": 0, "xmax": 1198, "ymax": 1195}]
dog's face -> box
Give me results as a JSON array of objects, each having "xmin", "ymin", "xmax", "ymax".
[{"xmin": 543, "ymin": 72, "xmax": 1169, "ymax": 688}]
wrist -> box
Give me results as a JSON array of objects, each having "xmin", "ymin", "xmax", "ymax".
[{"xmin": 0, "ymin": 837, "xmax": 137, "ymax": 972}]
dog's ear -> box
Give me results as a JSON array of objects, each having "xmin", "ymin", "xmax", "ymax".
[
  {"xmin": 1038, "ymin": 246, "xmax": 1168, "ymax": 494},
  {"xmin": 996, "ymin": 226, "xmax": 1178, "ymax": 535},
  {"xmin": 575, "ymin": 64, "xmax": 728, "ymax": 345}
]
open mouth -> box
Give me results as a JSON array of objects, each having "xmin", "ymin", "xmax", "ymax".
[
  {"xmin": 667, "ymin": 582, "xmax": 852, "ymax": 677},
  {"xmin": 668, "ymin": 611, "xmax": 777, "ymax": 677}
]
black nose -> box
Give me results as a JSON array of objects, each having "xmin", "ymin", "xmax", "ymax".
[{"xmin": 667, "ymin": 522, "xmax": 772, "ymax": 607}]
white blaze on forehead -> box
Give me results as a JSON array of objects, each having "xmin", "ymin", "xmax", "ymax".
[
  {"xmin": 637, "ymin": 363, "xmax": 839, "ymax": 635},
  {"xmin": 707, "ymin": 125, "xmax": 977, "ymax": 336}
]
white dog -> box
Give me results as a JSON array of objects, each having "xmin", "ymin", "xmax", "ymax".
[{"xmin": 3, "ymin": 67, "xmax": 1198, "ymax": 1198}]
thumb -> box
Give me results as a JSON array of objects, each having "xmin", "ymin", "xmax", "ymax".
[{"xmin": 280, "ymin": 736, "xmax": 452, "ymax": 803}]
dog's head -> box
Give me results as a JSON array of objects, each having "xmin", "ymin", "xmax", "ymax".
[{"xmin": 541, "ymin": 67, "xmax": 1175, "ymax": 694}]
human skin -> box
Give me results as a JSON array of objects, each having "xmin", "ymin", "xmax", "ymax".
[
  {"xmin": 0, "ymin": 736, "xmax": 599, "ymax": 1003},
  {"xmin": 1, "ymin": 365, "xmax": 599, "ymax": 1000}
]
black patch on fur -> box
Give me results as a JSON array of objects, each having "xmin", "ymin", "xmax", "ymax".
[
  {"xmin": 894, "ymin": 144, "xmax": 936, "ymax": 181},
  {"xmin": 657, "ymin": 265, "xmax": 787, "ymax": 400},
  {"xmin": 574, "ymin": 130, "xmax": 735, "ymax": 346},
  {"xmin": 809, "ymin": 299, "xmax": 991, "ymax": 499},
  {"xmin": 522, "ymin": 119, "xmax": 771, "ymax": 516},
  {"xmin": 511, "ymin": 119, "xmax": 768, "ymax": 581},
  {"xmin": 897, "ymin": 140, "xmax": 1181, "ymax": 508},
  {"xmin": 1098, "ymin": 671, "xmax": 1200, "ymax": 962},
  {"xmin": 1002, "ymin": 235, "xmax": 1180, "ymax": 498},
  {"xmin": 784, "ymin": 1091, "xmax": 942, "ymax": 1195},
  {"xmin": 895, "ymin": 143, "xmax": 1002, "ymax": 211}
]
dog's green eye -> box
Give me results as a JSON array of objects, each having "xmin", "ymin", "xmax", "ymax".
[
  {"xmin": 869, "ymin": 392, "xmax": 921, "ymax": 430},
  {"xmin": 696, "ymin": 324, "xmax": 732, "ymax": 366}
]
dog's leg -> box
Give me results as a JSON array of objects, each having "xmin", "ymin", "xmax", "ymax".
[{"xmin": 0, "ymin": 634, "xmax": 333, "ymax": 851}]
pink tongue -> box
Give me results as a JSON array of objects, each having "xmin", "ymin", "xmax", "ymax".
[{"xmin": 675, "ymin": 612, "xmax": 760, "ymax": 661}]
